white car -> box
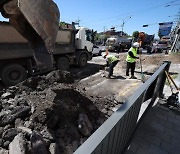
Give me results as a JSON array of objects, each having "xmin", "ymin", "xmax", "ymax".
[{"xmin": 92, "ymin": 45, "xmax": 102, "ymax": 56}]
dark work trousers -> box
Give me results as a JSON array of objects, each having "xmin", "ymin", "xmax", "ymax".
[
  {"xmin": 126, "ymin": 62, "xmax": 136, "ymax": 76},
  {"xmin": 108, "ymin": 60, "xmax": 119, "ymax": 77}
]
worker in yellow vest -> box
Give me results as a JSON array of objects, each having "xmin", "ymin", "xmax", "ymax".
[
  {"xmin": 126, "ymin": 42, "xmax": 140, "ymax": 79},
  {"xmin": 103, "ymin": 47, "xmax": 119, "ymax": 78}
]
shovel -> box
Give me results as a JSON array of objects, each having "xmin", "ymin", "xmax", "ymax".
[
  {"xmin": 139, "ymin": 53, "xmax": 146, "ymax": 83},
  {"xmin": 101, "ymin": 67, "xmax": 107, "ymax": 77}
]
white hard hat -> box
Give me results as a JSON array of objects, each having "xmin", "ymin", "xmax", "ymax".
[
  {"xmin": 107, "ymin": 45, "xmax": 113, "ymax": 50},
  {"xmin": 133, "ymin": 42, "xmax": 139, "ymax": 48}
]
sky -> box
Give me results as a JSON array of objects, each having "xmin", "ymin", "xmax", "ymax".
[{"xmin": 0, "ymin": 0, "xmax": 180, "ymax": 38}]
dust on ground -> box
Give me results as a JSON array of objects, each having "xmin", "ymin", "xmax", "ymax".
[{"xmin": 117, "ymin": 52, "xmax": 180, "ymax": 69}]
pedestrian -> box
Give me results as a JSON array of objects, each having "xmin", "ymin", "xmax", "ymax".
[
  {"xmin": 103, "ymin": 49, "xmax": 119, "ymax": 79},
  {"xmin": 126, "ymin": 42, "xmax": 140, "ymax": 79}
]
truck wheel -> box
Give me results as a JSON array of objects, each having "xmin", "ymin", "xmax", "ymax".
[
  {"xmin": 1, "ymin": 64, "xmax": 27, "ymax": 86},
  {"xmin": 57, "ymin": 57, "xmax": 70, "ymax": 70},
  {"xmin": 78, "ymin": 54, "xmax": 87, "ymax": 68},
  {"xmin": 147, "ymin": 47, "xmax": 152, "ymax": 54},
  {"xmin": 98, "ymin": 50, "xmax": 102, "ymax": 56}
]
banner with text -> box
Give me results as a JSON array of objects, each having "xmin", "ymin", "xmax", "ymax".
[{"xmin": 158, "ymin": 22, "xmax": 173, "ymax": 36}]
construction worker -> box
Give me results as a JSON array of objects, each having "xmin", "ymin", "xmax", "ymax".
[
  {"xmin": 103, "ymin": 47, "xmax": 119, "ymax": 78},
  {"xmin": 126, "ymin": 42, "xmax": 140, "ymax": 79}
]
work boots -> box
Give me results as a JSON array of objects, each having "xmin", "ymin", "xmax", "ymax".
[{"xmin": 129, "ymin": 76, "xmax": 137, "ymax": 79}]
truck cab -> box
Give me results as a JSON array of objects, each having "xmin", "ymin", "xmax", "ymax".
[{"xmin": 75, "ymin": 27, "xmax": 94, "ymax": 52}]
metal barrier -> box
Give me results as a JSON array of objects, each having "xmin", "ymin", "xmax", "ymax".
[{"xmin": 74, "ymin": 61, "xmax": 171, "ymax": 154}]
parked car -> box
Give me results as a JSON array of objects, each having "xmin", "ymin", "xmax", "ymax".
[
  {"xmin": 156, "ymin": 41, "xmax": 168, "ymax": 52},
  {"xmin": 92, "ymin": 45, "xmax": 102, "ymax": 56}
]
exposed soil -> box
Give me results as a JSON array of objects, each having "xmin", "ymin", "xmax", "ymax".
[
  {"xmin": 0, "ymin": 52, "xmax": 179, "ymax": 154},
  {"xmin": 116, "ymin": 52, "xmax": 180, "ymax": 69},
  {"xmin": 0, "ymin": 71, "xmax": 109, "ymax": 153}
]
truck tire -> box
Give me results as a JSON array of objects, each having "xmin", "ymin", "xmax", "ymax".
[
  {"xmin": 98, "ymin": 50, "xmax": 102, "ymax": 56},
  {"xmin": 1, "ymin": 64, "xmax": 27, "ymax": 86},
  {"xmin": 57, "ymin": 57, "xmax": 70, "ymax": 70},
  {"xmin": 147, "ymin": 46, "xmax": 152, "ymax": 54},
  {"xmin": 78, "ymin": 54, "xmax": 88, "ymax": 68}
]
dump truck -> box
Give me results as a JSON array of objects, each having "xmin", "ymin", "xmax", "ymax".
[
  {"xmin": 0, "ymin": 0, "xmax": 60, "ymax": 68},
  {"xmin": 138, "ymin": 32, "xmax": 155, "ymax": 53},
  {"xmin": 106, "ymin": 36, "xmax": 132, "ymax": 52},
  {"xmin": 0, "ymin": 21, "xmax": 94, "ymax": 86},
  {"xmin": 0, "ymin": 0, "xmax": 93, "ymax": 86},
  {"xmin": 0, "ymin": 0, "xmax": 60, "ymax": 85}
]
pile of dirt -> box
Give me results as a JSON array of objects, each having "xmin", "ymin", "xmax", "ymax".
[
  {"xmin": 0, "ymin": 71, "xmax": 108, "ymax": 154},
  {"xmin": 140, "ymin": 53, "xmax": 180, "ymax": 65}
]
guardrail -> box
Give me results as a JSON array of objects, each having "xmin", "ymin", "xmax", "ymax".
[{"xmin": 74, "ymin": 61, "xmax": 171, "ymax": 154}]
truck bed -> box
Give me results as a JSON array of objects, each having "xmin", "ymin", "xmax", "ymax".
[
  {"xmin": 0, "ymin": 22, "xmax": 76, "ymax": 60},
  {"xmin": 0, "ymin": 43, "xmax": 33, "ymax": 59}
]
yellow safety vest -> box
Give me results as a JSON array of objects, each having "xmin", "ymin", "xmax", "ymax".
[
  {"xmin": 126, "ymin": 47, "xmax": 137, "ymax": 63},
  {"xmin": 108, "ymin": 56, "xmax": 118, "ymax": 64}
]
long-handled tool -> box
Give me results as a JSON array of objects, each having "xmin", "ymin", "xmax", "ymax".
[
  {"xmin": 165, "ymin": 71, "xmax": 179, "ymax": 107},
  {"xmin": 139, "ymin": 53, "xmax": 146, "ymax": 83},
  {"xmin": 101, "ymin": 66, "xmax": 107, "ymax": 77},
  {"xmin": 165, "ymin": 71, "xmax": 179, "ymax": 91}
]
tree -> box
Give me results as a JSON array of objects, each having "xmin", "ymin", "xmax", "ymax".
[
  {"xmin": 132, "ymin": 31, "xmax": 139, "ymax": 39},
  {"xmin": 94, "ymin": 33, "xmax": 101, "ymax": 44},
  {"xmin": 132, "ymin": 31, "xmax": 139, "ymax": 42},
  {"xmin": 59, "ymin": 21, "xmax": 66, "ymax": 28},
  {"xmin": 104, "ymin": 34, "xmax": 110, "ymax": 44}
]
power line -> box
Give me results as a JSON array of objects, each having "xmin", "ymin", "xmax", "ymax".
[
  {"xmin": 61, "ymin": 0, "xmax": 180, "ymax": 33},
  {"xmin": 81, "ymin": 0, "xmax": 179, "ymax": 24}
]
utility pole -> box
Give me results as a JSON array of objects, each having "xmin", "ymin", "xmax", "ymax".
[
  {"xmin": 103, "ymin": 26, "xmax": 106, "ymax": 33},
  {"xmin": 121, "ymin": 16, "xmax": 131, "ymax": 36},
  {"xmin": 74, "ymin": 18, "xmax": 81, "ymax": 27},
  {"xmin": 122, "ymin": 20, "xmax": 125, "ymax": 36},
  {"xmin": 103, "ymin": 26, "xmax": 106, "ymax": 45}
]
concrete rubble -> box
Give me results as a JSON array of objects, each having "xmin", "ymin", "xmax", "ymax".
[
  {"xmin": 0, "ymin": 70, "xmax": 110, "ymax": 154},
  {"xmin": 9, "ymin": 133, "xmax": 27, "ymax": 154}
]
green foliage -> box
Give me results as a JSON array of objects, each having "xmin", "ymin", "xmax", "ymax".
[
  {"xmin": 132, "ymin": 31, "xmax": 139, "ymax": 39},
  {"xmin": 94, "ymin": 33, "xmax": 110, "ymax": 44},
  {"xmin": 104, "ymin": 34, "xmax": 110, "ymax": 40},
  {"xmin": 59, "ymin": 21, "xmax": 66, "ymax": 27},
  {"xmin": 94, "ymin": 33, "xmax": 100, "ymax": 42}
]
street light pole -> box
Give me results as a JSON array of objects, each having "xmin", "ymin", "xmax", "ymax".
[
  {"xmin": 120, "ymin": 16, "xmax": 131, "ymax": 36},
  {"xmin": 122, "ymin": 20, "xmax": 125, "ymax": 35}
]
